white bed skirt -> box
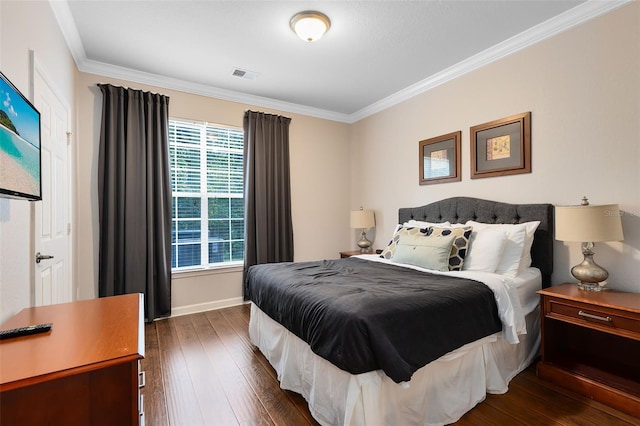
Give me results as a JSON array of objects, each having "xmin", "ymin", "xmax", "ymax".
[{"xmin": 249, "ymin": 303, "xmax": 540, "ymax": 426}]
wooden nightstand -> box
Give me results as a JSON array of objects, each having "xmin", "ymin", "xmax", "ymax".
[
  {"xmin": 537, "ymin": 283, "xmax": 640, "ymax": 418},
  {"xmin": 340, "ymin": 250, "xmax": 382, "ymax": 258},
  {"xmin": 340, "ymin": 250, "xmax": 367, "ymax": 258}
]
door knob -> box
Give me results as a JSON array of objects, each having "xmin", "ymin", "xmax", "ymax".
[{"xmin": 35, "ymin": 252, "xmax": 54, "ymax": 264}]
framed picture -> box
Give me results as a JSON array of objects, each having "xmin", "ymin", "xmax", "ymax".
[
  {"xmin": 470, "ymin": 112, "xmax": 531, "ymax": 179},
  {"xmin": 419, "ymin": 131, "xmax": 461, "ymax": 185}
]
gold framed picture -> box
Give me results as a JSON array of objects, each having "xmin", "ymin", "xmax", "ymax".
[
  {"xmin": 419, "ymin": 131, "xmax": 461, "ymax": 185},
  {"xmin": 470, "ymin": 112, "xmax": 531, "ymax": 179}
]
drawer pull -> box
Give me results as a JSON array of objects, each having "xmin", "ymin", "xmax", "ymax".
[
  {"xmin": 139, "ymin": 371, "xmax": 146, "ymax": 389},
  {"xmin": 578, "ymin": 310, "xmax": 612, "ymax": 322}
]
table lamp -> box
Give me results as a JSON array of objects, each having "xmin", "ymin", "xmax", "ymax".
[
  {"xmin": 555, "ymin": 197, "xmax": 624, "ymax": 291},
  {"xmin": 350, "ymin": 208, "xmax": 375, "ymax": 252}
]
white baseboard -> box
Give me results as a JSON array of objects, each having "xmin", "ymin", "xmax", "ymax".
[{"xmin": 170, "ymin": 296, "xmax": 246, "ymax": 317}]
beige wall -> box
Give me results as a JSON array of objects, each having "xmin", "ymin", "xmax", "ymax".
[
  {"xmin": 0, "ymin": 0, "xmax": 78, "ymax": 323},
  {"xmin": 350, "ymin": 2, "xmax": 640, "ymax": 292},
  {"xmin": 75, "ymin": 73, "xmax": 351, "ymax": 312}
]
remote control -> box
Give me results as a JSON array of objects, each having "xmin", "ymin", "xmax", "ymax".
[{"xmin": 0, "ymin": 323, "xmax": 52, "ymax": 340}]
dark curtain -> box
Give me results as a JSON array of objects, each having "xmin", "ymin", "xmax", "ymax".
[
  {"xmin": 98, "ymin": 84, "xmax": 172, "ymax": 321},
  {"xmin": 243, "ymin": 110, "xmax": 294, "ymax": 299}
]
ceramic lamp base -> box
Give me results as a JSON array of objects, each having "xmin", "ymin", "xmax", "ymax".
[
  {"xmin": 357, "ymin": 231, "xmax": 372, "ymax": 253},
  {"xmin": 571, "ymin": 244, "xmax": 608, "ymax": 291}
]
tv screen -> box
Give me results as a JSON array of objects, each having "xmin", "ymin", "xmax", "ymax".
[{"xmin": 0, "ymin": 70, "xmax": 42, "ymax": 201}]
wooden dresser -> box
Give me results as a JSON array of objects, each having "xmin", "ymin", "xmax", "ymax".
[
  {"xmin": 0, "ymin": 294, "xmax": 145, "ymax": 425},
  {"xmin": 537, "ymin": 284, "xmax": 640, "ymax": 418}
]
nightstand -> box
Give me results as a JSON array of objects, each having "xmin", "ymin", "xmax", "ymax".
[
  {"xmin": 340, "ymin": 249, "xmax": 382, "ymax": 258},
  {"xmin": 537, "ymin": 283, "xmax": 640, "ymax": 418},
  {"xmin": 339, "ymin": 250, "xmax": 368, "ymax": 258}
]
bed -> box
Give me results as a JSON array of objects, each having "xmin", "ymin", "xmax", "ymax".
[{"xmin": 247, "ymin": 197, "xmax": 554, "ymax": 425}]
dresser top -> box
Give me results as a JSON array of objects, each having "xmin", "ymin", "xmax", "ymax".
[{"xmin": 0, "ymin": 294, "xmax": 144, "ymax": 390}]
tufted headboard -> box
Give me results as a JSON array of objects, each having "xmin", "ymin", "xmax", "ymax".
[{"xmin": 399, "ymin": 197, "xmax": 554, "ymax": 288}]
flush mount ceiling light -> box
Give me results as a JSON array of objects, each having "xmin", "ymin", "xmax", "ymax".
[{"xmin": 290, "ymin": 11, "xmax": 331, "ymax": 43}]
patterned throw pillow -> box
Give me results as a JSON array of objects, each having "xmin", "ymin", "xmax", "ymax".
[
  {"xmin": 427, "ymin": 226, "xmax": 473, "ymax": 271},
  {"xmin": 379, "ymin": 226, "xmax": 430, "ymax": 260}
]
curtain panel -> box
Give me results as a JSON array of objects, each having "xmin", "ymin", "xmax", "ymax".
[
  {"xmin": 243, "ymin": 110, "xmax": 294, "ymax": 299},
  {"xmin": 97, "ymin": 84, "xmax": 172, "ymax": 321}
]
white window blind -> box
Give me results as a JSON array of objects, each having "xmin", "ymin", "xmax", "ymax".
[{"xmin": 169, "ymin": 119, "xmax": 244, "ymax": 269}]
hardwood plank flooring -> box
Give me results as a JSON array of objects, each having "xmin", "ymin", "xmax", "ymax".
[{"xmin": 141, "ymin": 304, "xmax": 638, "ymax": 425}]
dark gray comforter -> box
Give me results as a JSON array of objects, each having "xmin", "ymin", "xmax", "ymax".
[{"xmin": 247, "ymin": 257, "xmax": 502, "ymax": 383}]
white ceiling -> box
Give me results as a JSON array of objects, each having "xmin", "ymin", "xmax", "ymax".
[{"xmin": 51, "ymin": 1, "xmax": 625, "ymax": 123}]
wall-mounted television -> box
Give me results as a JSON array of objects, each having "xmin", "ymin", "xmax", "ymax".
[{"xmin": 0, "ymin": 70, "xmax": 42, "ymax": 201}]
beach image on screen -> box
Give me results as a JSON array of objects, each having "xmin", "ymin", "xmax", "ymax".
[{"xmin": 0, "ymin": 75, "xmax": 40, "ymax": 197}]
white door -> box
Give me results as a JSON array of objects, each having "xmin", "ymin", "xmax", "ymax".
[{"xmin": 32, "ymin": 60, "xmax": 72, "ymax": 306}]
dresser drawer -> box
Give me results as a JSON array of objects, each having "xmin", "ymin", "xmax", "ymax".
[
  {"xmin": 138, "ymin": 360, "xmax": 145, "ymax": 425},
  {"xmin": 547, "ymin": 298, "xmax": 640, "ymax": 339}
]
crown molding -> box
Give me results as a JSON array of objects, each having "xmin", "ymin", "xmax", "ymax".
[
  {"xmin": 79, "ymin": 58, "xmax": 351, "ymax": 123},
  {"xmin": 49, "ymin": 0, "xmax": 88, "ymax": 66},
  {"xmin": 348, "ymin": 0, "xmax": 631, "ymax": 123},
  {"xmin": 48, "ymin": 0, "xmax": 351, "ymax": 122},
  {"xmin": 50, "ymin": 0, "xmax": 631, "ymax": 125}
]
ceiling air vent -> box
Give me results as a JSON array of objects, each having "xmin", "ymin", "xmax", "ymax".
[{"xmin": 232, "ymin": 68, "xmax": 260, "ymax": 80}]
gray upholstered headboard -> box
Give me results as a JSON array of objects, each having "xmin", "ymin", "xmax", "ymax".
[{"xmin": 398, "ymin": 197, "xmax": 554, "ymax": 288}]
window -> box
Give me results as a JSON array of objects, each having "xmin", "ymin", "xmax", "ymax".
[{"xmin": 169, "ymin": 119, "xmax": 244, "ymax": 269}]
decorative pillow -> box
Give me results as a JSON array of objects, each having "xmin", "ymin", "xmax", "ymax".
[
  {"xmin": 391, "ymin": 233, "xmax": 456, "ymax": 272},
  {"xmin": 385, "ymin": 224, "xmax": 403, "ymax": 248},
  {"xmin": 379, "ymin": 226, "xmax": 430, "ymax": 259},
  {"xmin": 462, "ymin": 227, "xmax": 509, "ymax": 272},
  {"xmin": 427, "ymin": 226, "xmax": 473, "ymax": 271},
  {"xmin": 465, "ymin": 221, "xmax": 530, "ymax": 277}
]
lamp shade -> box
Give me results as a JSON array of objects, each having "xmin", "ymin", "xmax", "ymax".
[
  {"xmin": 350, "ymin": 210, "xmax": 375, "ymax": 229},
  {"xmin": 555, "ymin": 204, "xmax": 624, "ymax": 242}
]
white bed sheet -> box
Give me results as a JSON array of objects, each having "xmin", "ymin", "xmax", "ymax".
[{"xmin": 248, "ymin": 260, "xmax": 542, "ymax": 426}]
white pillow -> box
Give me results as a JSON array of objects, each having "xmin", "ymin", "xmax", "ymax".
[
  {"xmin": 403, "ymin": 220, "xmax": 451, "ymax": 228},
  {"xmin": 445, "ymin": 222, "xmax": 469, "ymax": 228},
  {"xmin": 392, "ymin": 233, "xmax": 456, "ymax": 272},
  {"xmin": 518, "ymin": 221, "xmax": 541, "ymax": 271},
  {"xmin": 465, "ymin": 221, "xmax": 528, "ymax": 277},
  {"xmin": 462, "ymin": 227, "xmax": 509, "ymax": 272}
]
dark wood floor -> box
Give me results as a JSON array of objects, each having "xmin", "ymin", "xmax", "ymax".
[{"xmin": 141, "ymin": 304, "xmax": 638, "ymax": 425}]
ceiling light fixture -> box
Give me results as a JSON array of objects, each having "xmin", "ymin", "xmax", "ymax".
[{"xmin": 290, "ymin": 11, "xmax": 331, "ymax": 43}]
